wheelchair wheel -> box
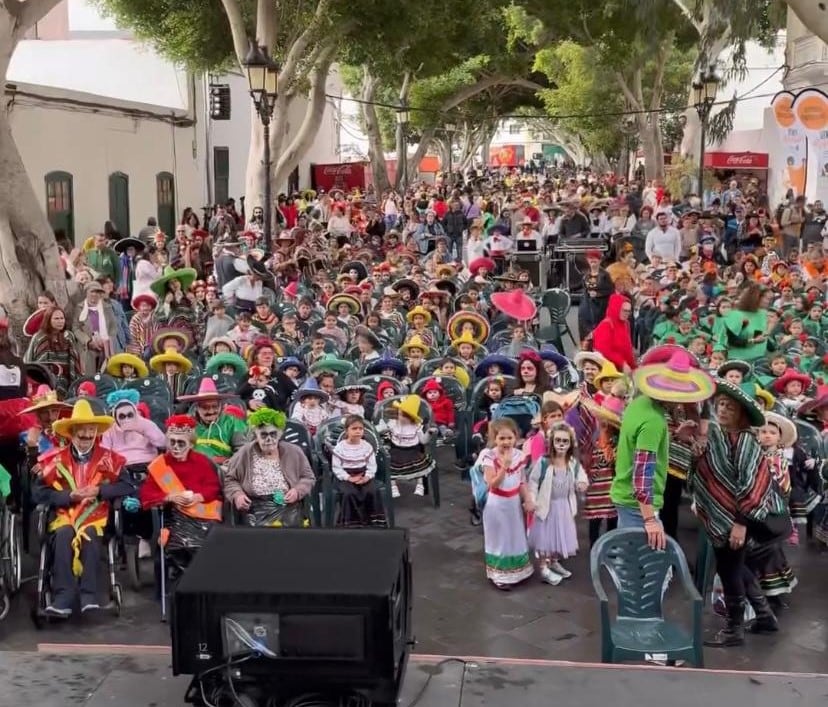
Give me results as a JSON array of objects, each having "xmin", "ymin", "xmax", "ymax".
[
  {"xmin": 125, "ymin": 541, "xmax": 152, "ymax": 590},
  {"xmin": 3, "ymin": 511, "xmax": 22, "ymax": 594},
  {"xmin": 0, "ymin": 589, "xmax": 9, "ymax": 621},
  {"xmin": 111, "ymin": 583, "xmax": 123, "ymax": 616}
]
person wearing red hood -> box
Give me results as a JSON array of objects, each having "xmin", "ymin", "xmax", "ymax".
[
  {"xmin": 421, "ymin": 379, "xmax": 455, "ymax": 437},
  {"xmin": 591, "ymin": 293, "xmax": 635, "ymax": 373}
]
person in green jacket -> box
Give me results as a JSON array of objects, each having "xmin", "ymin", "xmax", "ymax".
[
  {"xmin": 178, "ymin": 378, "xmax": 247, "ymax": 465},
  {"xmin": 85, "ymin": 233, "xmax": 120, "ymax": 287}
]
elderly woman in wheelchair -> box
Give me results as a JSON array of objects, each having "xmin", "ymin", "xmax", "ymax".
[
  {"xmin": 223, "ymin": 408, "xmax": 315, "ymax": 527},
  {"xmin": 138, "ymin": 415, "xmax": 223, "ymax": 582},
  {"xmin": 32, "ymin": 400, "xmax": 133, "ymax": 618}
]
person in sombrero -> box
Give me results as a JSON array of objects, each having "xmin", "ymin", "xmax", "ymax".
[
  {"xmin": 33, "ymin": 399, "xmax": 133, "ymax": 616},
  {"xmin": 221, "ymin": 254, "xmax": 272, "ymax": 313},
  {"xmin": 150, "ymin": 346, "xmax": 193, "ymax": 399},
  {"xmin": 106, "ymin": 352, "xmax": 149, "ymax": 384},
  {"xmin": 21, "ymin": 385, "xmax": 71, "ymax": 470},
  {"xmin": 126, "ymin": 292, "xmax": 157, "ymax": 357},
  {"xmin": 178, "ymin": 377, "xmax": 248, "ymax": 465},
  {"xmin": 403, "ymin": 305, "xmax": 435, "ymax": 348},
  {"xmin": 447, "ymin": 310, "xmax": 490, "ymax": 347},
  {"xmin": 150, "ymin": 265, "xmax": 198, "ymax": 342},
  {"xmin": 398, "ymin": 335, "xmax": 430, "ymax": 384},
  {"xmin": 689, "ymin": 379, "xmax": 790, "ymax": 647},
  {"xmin": 611, "ymin": 350, "xmax": 715, "ymax": 550}
]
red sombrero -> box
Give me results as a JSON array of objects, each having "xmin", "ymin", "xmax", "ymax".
[
  {"xmin": 772, "ymin": 369, "xmax": 811, "ymax": 394},
  {"xmin": 469, "ymin": 257, "xmax": 496, "ymax": 277},
  {"xmin": 23, "ymin": 308, "xmax": 46, "ymax": 336},
  {"xmin": 490, "ymin": 289, "xmax": 537, "ymax": 321}
]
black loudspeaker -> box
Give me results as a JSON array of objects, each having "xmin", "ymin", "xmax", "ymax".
[{"xmin": 171, "ymin": 527, "xmax": 412, "ymax": 706}]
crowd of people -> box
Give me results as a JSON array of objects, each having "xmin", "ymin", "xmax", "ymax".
[{"xmin": 0, "ymin": 165, "xmax": 823, "ymax": 657}]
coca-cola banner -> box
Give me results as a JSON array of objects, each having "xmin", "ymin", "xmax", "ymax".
[
  {"xmin": 311, "ymin": 162, "xmax": 369, "ymax": 194},
  {"xmin": 703, "ymin": 152, "xmax": 769, "ymax": 169}
]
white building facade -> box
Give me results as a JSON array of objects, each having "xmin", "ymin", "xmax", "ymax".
[{"xmin": 11, "ymin": 0, "xmax": 340, "ymax": 244}]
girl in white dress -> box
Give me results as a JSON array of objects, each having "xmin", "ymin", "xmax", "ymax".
[{"xmin": 480, "ymin": 418, "xmax": 533, "ymax": 589}]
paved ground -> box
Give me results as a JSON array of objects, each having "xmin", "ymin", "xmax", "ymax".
[{"xmin": 1, "ymin": 462, "xmax": 826, "ymax": 674}]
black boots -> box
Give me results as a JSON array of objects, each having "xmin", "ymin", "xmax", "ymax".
[
  {"xmin": 744, "ymin": 577, "xmax": 779, "ymax": 634},
  {"xmin": 704, "ymin": 595, "xmax": 745, "ymax": 647}
]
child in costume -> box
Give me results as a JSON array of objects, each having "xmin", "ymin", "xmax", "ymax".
[
  {"xmin": 420, "ymin": 378, "xmax": 455, "ymax": 439},
  {"xmin": 378, "ymin": 395, "xmax": 434, "ymax": 499},
  {"xmin": 330, "ymin": 415, "xmax": 385, "ymax": 527},
  {"xmin": 238, "ymin": 365, "xmax": 280, "ymax": 412},
  {"xmin": 290, "ymin": 379, "xmax": 331, "ymax": 435}
]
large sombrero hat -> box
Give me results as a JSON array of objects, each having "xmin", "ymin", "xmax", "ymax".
[
  {"xmin": 152, "ymin": 327, "xmax": 191, "ymax": 354},
  {"xmin": 392, "ymin": 395, "xmax": 423, "ymax": 424},
  {"xmin": 474, "ymin": 354, "xmax": 516, "ymax": 377},
  {"xmin": 277, "ymin": 356, "xmax": 307, "ymax": 375},
  {"xmin": 114, "ymin": 237, "xmax": 145, "ymax": 254},
  {"xmin": 582, "ymin": 394, "xmax": 627, "ymax": 428},
  {"xmin": 204, "ymin": 352, "xmax": 248, "ymax": 377},
  {"xmin": 309, "ymin": 353, "xmax": 354, "ymax": 377},
  {"xmin": 23, "ymin": 308, "xmax": 47, "ymax": 337},
  {"xmin": 771, "ymin": 369, "xmax": 811, "ymax": 394},
  {"xmin": 539, "ymin": 348, "xmax": 571, "ymax": 372},
  {"xmin": 150, "ymin": 266, "xmax": 197, "ymax": 298},
  {"xmin": 131, "ymin": 292, "xmax": 158, "ymax": 310},
  {"xmin": 797, "ymin": 384, "xmax": 828, "ymax": 418},
  {"xmin": 391, "ymin": 278, "xmax": 420, "ymax": 299},
  {"xmin": 435, "ymin": 264, "xmax": 457, "ymax": 279},
  {"xmin": 149, "ymin": 348, "xmax": 193, "ymax": 374},
  {"xmin": 717, "ymin": 360, "xmax": 753, "ymax": 378},
  {"xmin": 633, "ymin": 350, "xmax": 715, "ymax": 404},
  {"xmin": 178, "ymin": 377, "xmax": 233, "ymax": 403},
  {"xmin": 447, "ymin": 310, "xmax": 490, "ymax": 344},
  {"xmin": 406, "ymin": 305, "xmax": 433, "ymax": 325},
  {"xmin": 469, "ymin": 257, "xmax": 496, "ymax": 277},
  {"xmin": 327, "ymin": 293, "xmax": 361, "ymax": 315},
  {"xmin": 713, "ymin": 379, "xmax": 765, "ymax": 427},
  {"xmin": 246, "ymin": 253, "xmax": 272, "ymax": 280},
  {"xmin": 639, "ymin": 344, "xmax": 700, "ymax": 368},
  {"xmin": 573, "ymin": 351, "xmax": 607, "ymax": 370},
  {"xmin": 207, "ymin": 336, "xmax": 237, "ymax": 354},
  {"xmin": 106, "ymin": 353, "xmax": 149, "ymax": 379},
  {"xmin": 594, "ymin": 360, "xmax": 622, "ymax": 387},
  {"xmin": 398, "ymin": 335, "xmax": 431, "ymax": 357},
  {"xmin": 365, "ymin": 352, "xmax": 407, "ymax": 377},
  {"xmin": 52, "ymin": 399, "xmax": 114, "ymax": 439},
  {"xmin": 763, "ymin": 411, "xmax": 798, "ymax": 448},
  {"xmin": 490, "ymin": 289, "xmax": 537, "ymax": 321},
  {"xmin": 22, "ymin": 385, "xmax": 72, "ymax": 414}
]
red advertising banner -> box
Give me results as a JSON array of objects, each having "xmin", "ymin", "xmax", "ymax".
[
  {"xmin": 703, "ymin": 152, "xmax": 769, "ymax": 169},
  {"xmin": 311, "ymin": 162, "xmax": 369, "ymax": 193}
]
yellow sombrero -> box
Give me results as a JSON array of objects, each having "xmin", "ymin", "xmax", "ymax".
[
  {"xmin": 106, "ymin": 353, "xmax": 148, "ymax": 379},
  {"xmin": 52, "ymin": 399, "xmax": 114, "ymax": 439},
  {"xmin": 406, "ymin": 305, "xmax": 432, "ymax": 325},
  {"xmin": 442, "ymin": 366, "xmax": 470, "ymax": 389},
  {"xmin": 392, "ymin": 395, "xmax": 423, "ymax": 424},
  {"xmin": 754, "ymin": 385, "xmax": 776, "ymax": 410},
  {"xmin": 398, "ymin": 335, "xmax": 431, "ymax": 357},
  {"xmin": 149, "ymin": 348, "xmax": 193, "ymax": 374},
  {"xmin": 447, "ymin": 311, "xmax": 490, "ymax": 344},
  {"xmin": 593, "ymin": 360, "xmax": 622, "ymax": 387},
  {"xmin": 450, "ymin": 331, "xmax": 484, "ymax": 351}
]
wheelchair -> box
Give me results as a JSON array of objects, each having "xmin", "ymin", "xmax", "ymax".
[
  {"xmin": 119, "ymin": 464, "xmax": 156, "ymax": 590},
  {"xmin": 0, "ymin": 500, "xmax": 23, "ymax": 620},
  {"xmin": 31, "ymin": 501, "xmax": 124, "ymax": 627}
]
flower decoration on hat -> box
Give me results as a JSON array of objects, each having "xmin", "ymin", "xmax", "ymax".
[{"xmin": 166, "ymin": 414, "xmax": 197, "ymax": 433}]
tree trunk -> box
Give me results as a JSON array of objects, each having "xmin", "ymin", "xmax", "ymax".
[
  {"xmin": 360, "ymin": 67, "xmax": 391, "ymax": 194},
  {"xmin": 784, "ymin": 1, "xmax": 828, "ymax": 46},
  {"xmin": 244, "ymin": 114, "xmax": 266, "ymax": 213},
  {"xmin": 0, "ymin": 8, "xmax": 68, "ymax": 325},
  {"xmin": 405, "ymin": 128, "xmax": 436, "ymax": 187}
]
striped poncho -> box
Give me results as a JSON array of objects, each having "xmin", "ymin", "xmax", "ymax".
[{"xmin": 689, "ymin": 422, "xmax": 785, "ymax": 547}]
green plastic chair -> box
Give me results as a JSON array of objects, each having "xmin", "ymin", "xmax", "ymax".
[
  {"xmin": 541, "ymin": 288, "xmax": 579, "ymax": 351},
  {"xmin": 590, "ymin": 528, "xmax": 704, "ymax": 667}
]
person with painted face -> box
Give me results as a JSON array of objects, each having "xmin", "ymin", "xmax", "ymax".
[
  {"xmin": 177, "ymin": 378, "xmax": 248, "ymax": 465},
  {"xmin": 223, "ymin": 408, "xmax": 315, "ymax": 527},
  {"xmin": 33, "ymin": 400, "xmax": 132, "ymax": 617},
  {"xmin": 139, "ymin": 415, "xmax": 222, "ymax": 579}
]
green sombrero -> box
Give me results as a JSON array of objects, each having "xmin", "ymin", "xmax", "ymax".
[
  {"xmin": 205, "ymin": 352, "xmax": 248, "ymax": 377},
  {"xmin": 309, "ymin": 353, "xmax": 355, "ymax": 377},
  {"xmin": 713, "ymin": 378, "xmax": 765, "ymax": 427},
  {"xmin": 150, "ymin": 266, "xmax": 197, "ymax": 298}
]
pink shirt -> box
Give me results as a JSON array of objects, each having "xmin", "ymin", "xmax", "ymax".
[{"xmin": 101, "ymin": 415, "xmax": 167, "ymax": 466}]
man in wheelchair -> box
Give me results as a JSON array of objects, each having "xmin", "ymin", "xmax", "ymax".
[
  {"xmin": 33, "ymin": 400, "xmax": 133, "ymax": 617},
  {"xmin": 139, "ymin": 415, "xmax": 222, "ymax": 580}
]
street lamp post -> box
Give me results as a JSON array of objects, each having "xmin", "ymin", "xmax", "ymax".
[
  {"xmin": 692, "ymin": 65, "xmax": 720, "ymax": 206},
  {"xmin": 242, "ymin": 41, "xmax": 279, "ymax": 256},
  {"xmin": 396, "ymin": 106, "xmax": 410, "ymax": 193},
  {"xmin": 622, "ymin": 116, "xmax": 637, "ymax": 181},
  {"xmin": 444, "ymin": 122, "xmax": 456, "ymax": 187}
]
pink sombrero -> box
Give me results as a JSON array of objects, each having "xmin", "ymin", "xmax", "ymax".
[
  {"xmin": 490, "ymin": 289, "xmax": 537, "ymax": 321},
  {"xmin": 178, "ymin": 377, "xmax": 233, "ymax": 403},
  {"xmin": 639, "ymin": 343, "xmax": 701, "ymax": 369},
  {"xmin": 633, "ymin": 350, "xmax": 715, "ymax": 403}
]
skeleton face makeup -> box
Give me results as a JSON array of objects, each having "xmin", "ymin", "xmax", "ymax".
[
  {"xmin": 551, "ymin": 432, "xmax": 572, "ymax": 454},
  {"xmin": 255, "ymin": 424, "xmax": 281, "ymax": 453},
  {"xmin": 167, "ymin": 431, "xmax": 193, "ymax": 460}
]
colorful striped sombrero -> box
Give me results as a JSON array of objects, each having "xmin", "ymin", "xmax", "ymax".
[{"xmin": 633, "ymin": 350, "xmax": 715, "ymax": 404}]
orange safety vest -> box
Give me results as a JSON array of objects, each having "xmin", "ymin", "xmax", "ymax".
[{"xmin": 147, "ymin": 456, "xmax": 222, "ymax": 521}]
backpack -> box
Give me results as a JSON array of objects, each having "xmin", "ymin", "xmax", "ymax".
[{"xmin": 469, "ymin": 461, "xmax": 489, "ymax": 511}]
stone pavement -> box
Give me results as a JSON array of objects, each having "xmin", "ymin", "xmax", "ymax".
[{"xmin": 0, "ymin": 462, "xmax": 826, "ymax": 675}]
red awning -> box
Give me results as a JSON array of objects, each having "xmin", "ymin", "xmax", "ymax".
[{"xmin": 704, "ymin": 151, "xmax": 769, "ymax": 170}]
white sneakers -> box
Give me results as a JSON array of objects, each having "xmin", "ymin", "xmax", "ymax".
[
  {"xmin": 390, "ymin": 480, "xmax": 425, "ymax": 497},
  {"xmin": 540, "ymin": 561, "xmax": 572, "ymax": 585}
]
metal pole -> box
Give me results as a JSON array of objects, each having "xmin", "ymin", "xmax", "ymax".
[
  {"xmin": 698, "ymin": 111, "xmax": 706, "ymax": 207},
  {"xmin": 263, "ymin": 115, "xmax": 271, "ymax": 256},
  {"xmin": 401, "ymin": 122, "xmax": 408, "ymax": 193},
  {"xmin": 447, "ymin": 135, "xmax": 452, "ymax": 187}
]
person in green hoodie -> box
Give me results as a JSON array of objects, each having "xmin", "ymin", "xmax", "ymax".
[{"xmin": 713, "ymin": 282, "xmax": 768, "ymax": 363}]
